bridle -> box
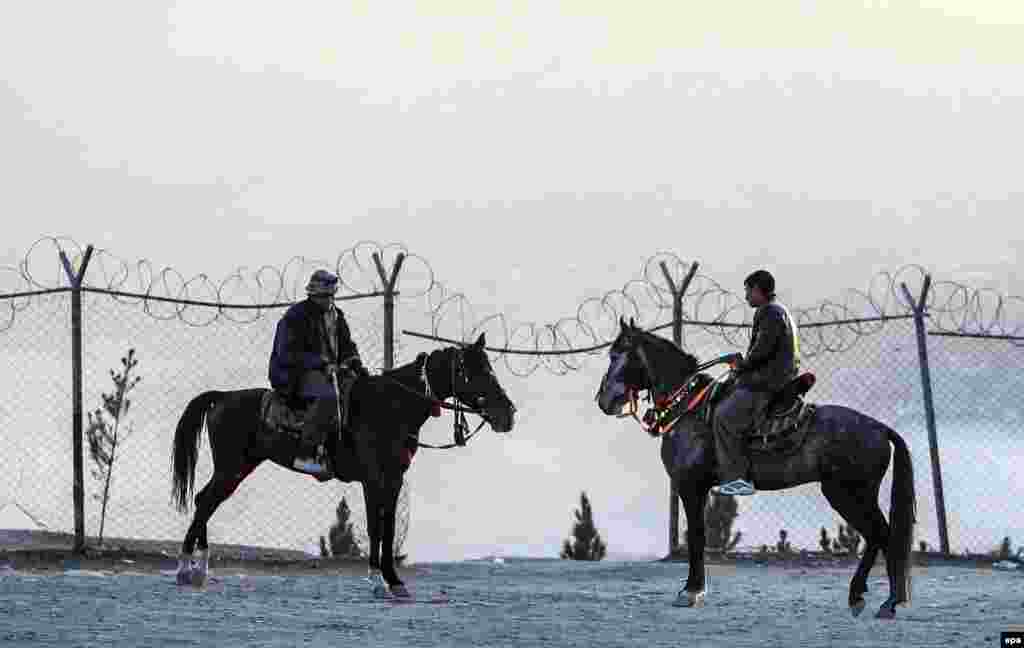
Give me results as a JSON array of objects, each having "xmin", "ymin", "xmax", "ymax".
[
  {"xmin": 378, "ymin": 347, "xmax": 504, "ymax": 450},
  {"xmin": 416, "ymin": 347, "xmax": 490, "ymax": 449},
  {"xmin": 606, "ymin": 331, "xmax": 736, "ymax": 436}
]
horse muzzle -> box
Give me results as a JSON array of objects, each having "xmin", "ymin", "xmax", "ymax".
[
  {"xmin": 487, "ymin": 402, "xmax": 516, "ymax": 433},
  {"xmin": 597, "ymin": 391, "xmax": 628, "ymax": 417}
]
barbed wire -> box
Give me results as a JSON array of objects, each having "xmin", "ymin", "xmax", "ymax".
[
  {"xmin": 419, "ymin": 253, "xmax": 1024, "ymax": 377},
  {"xmin": 0, "ymin": 236, "xmax": 428, "ymax": 330},
  {"xmin": 3, "ymin": 237, "xmax": 1022, "ymax": 375}
]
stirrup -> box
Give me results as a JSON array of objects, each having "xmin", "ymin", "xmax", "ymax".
[
  {"xmin": 714, "ymin": 480, "xmax": 756, "ymax": 496},
  {"xmin": 293, "ymin": 457, "xmax": 324, "ymax": 471}
]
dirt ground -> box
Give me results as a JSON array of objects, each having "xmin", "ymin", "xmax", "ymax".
[{"xmin": 2, "ymin": 553, "xmax": 1021, "ymax": 648}]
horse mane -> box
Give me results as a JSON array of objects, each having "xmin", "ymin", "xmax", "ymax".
[
  {"xmin": 380, "ymin": 351, "xmax": 431, "ymax": 385},
  {"xmin": 636, "ymin": 329, "xmax": 699, "ymax": 375}
]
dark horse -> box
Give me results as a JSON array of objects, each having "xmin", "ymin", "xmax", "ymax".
[
  {"xmin": 171, "ymin": 333, "xmax": 515, "ymax": 596},
  {"xmin": 595, "ymin": 319, "xmax": 916, "ymax": 619}
]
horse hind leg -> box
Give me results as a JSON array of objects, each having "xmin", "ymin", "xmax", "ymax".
[
  {"xmin": 177, "ymin": 479, "xmax": 216, "ymax": 586},
  {"xmin": 821, "ymin": 480, "xmax": 888, "ymax": 618},
  {"xmin": 848, "ymin": 486, "xmax": 907, "ymax": 620},
  {"xmin": 870, "ymin": 504, "xmax": 902, "ymax": 619},
  {"xmin": 176, "ymin": 464, "xmax": 257, "ymax": 587}
]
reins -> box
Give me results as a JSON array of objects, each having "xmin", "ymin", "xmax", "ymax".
[{"xmin": 625, "ymin": 342, "xmax": 738, "ymax": 436}]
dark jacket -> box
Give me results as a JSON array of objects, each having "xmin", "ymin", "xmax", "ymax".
[
  {"xmin": 268, "ymin": 299, "xmax": 360, "ymax": 396},
  {"xmin": 736, "ymin": 300, "xmax": 800, "ymax": 393}
]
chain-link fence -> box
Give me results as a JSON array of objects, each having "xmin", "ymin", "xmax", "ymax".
[
  {"xmin": 1, "ymin": 239, "xmax": 1022, "ymax": 559},
  {"xmin": 924, "ymin": 333, "xmax": 1024, "ymax": 555},
  {"xmin": 0, "ymin": 286, "xmax": 405, "ymax": 554},
  {"xmin": 0, "ymin": 234, "xmax": 428, "ymax": 558}
]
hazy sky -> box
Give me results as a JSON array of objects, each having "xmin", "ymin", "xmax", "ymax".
[{"xmin": 2, "ymin": 2, "xmax": 1023, "ymax": 561}]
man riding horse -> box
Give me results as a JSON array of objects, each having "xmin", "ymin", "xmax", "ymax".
[
  {"xmin": 713, "ymin": 269, "xmax": 801, "ymax": 497},
  {"xmin": 268, "ymin": 269, "xmax": 369, "ymax": 477}
]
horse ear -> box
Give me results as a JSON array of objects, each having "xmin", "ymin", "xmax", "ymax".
[
  {"xmin": 629, "ymin": 316, "xmax": 636, "ymax": 329},
  {"xmin": 474, "ymin": 332, "xmax": 486, "ymax": 348},
  {"xmin": 620, "ymin": 316, "xmax": 627, "ymax": 331}
]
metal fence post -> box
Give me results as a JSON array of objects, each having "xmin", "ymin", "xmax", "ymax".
[
  {"xmin": 372, "ymin": 251, "xmax": 405, "ymax": 371},
  {"xmin": 659, "ymin": 260, "xmax": 699, "ymax": 557},
  {"xmin": 900, "ymin": 275, "xmax": 950, "ymax": 555},
  {"xmin": 59, "ymin": 244, "xmax": 94, "ymax": 554}
]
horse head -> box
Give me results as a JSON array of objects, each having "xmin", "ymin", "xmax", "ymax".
[
  {"xmin": 435, "ymin": 333, "xmax": 517, "ymax": 433},
  {"xmin": 596, "ymin": 316, "xmax": 699, "ymax": 417}
]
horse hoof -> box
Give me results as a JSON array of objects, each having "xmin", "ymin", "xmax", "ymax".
[
  {"xmin": 188, "ymin": 551, "xmax": 209, "ymax": 588},
  {"xmin": 850, "ymin": 599, "xmax": 866, "ymax": 617},
  {"xmin": 390, "ymin": 584, "xmax": 411, "ymax": 598},
  {"xmin": 367, "ymin": 571, "xmax": 390, "ymax": 598},
  {"xmin": 175, "ymin": 556, "xmax": 193, "ymax": 586},
  {"xmin": 673, "ymin": 589, "xmax": 705, "ymax": 608},
  {"xmin": 175, "ymin": 568, "xmax": 192, "ymax": 586},
  {"xmin": 875, "ymin": 605, "xmax": 896, "ymax": 620}
]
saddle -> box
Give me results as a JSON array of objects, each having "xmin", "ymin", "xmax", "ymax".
[
  {"xmin": 260, "ymin": 391, "xmax": 310, "ymax": 442},
  {"xmin": 696, "ymin": 372, "xmax": 818, "ymax": 456},
  {"xmin": 749, "ymin": 372, "xmax": 818, "ymax": 455},
  {"xmin": 259, "ymin": 372, "xmax": 359, "ymax": 450}
]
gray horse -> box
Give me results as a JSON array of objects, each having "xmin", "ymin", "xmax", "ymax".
[{"xmin": 595, "ymin": 319, "xmax": 916, "ymax": 619}]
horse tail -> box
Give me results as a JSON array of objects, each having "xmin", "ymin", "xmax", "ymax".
[
  {"xmin": 887, "ymin": 428, "xmax": 917, "ymax": 604},
  {"xmin": 172, "ymin": 391, "xmax": 224, "ymax": 513}
]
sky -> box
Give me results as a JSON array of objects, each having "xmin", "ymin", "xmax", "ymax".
[{"xmin": 2, "ymin": 2, "xmax": 1023, "ymax": 562}]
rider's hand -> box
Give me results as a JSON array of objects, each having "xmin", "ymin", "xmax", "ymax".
[{"xmin": 727, "ymin": 353, "xmax": 744, "ymax": 369}]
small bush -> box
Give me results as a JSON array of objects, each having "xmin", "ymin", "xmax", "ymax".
[
  {"xmin": 776, "ymin": 529, "xmax": 793, "ymax": 555},
  {"xmin": 560, "ymin": 491, "xmax": 607, "ymax": 561}
]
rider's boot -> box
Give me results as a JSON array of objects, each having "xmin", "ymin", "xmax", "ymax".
[{"xmin": 292, "ymin": 398, "xmax": 335, "ymax": 479}]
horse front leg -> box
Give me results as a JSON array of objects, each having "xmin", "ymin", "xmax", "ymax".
[
  {"xmin": 673, "ymin": 484, "xmax": 709, "ymax": 608},
  {"xmin": 379, "ymin": 477, "xmax": 409, "ymax": 597},
  {"xmin": 177, "ymin": 464, "xmax": 256, "ymax": 587},
  {"xmin": 361, "ymin": 480, "xmax": 388, "ymax": 597}
]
